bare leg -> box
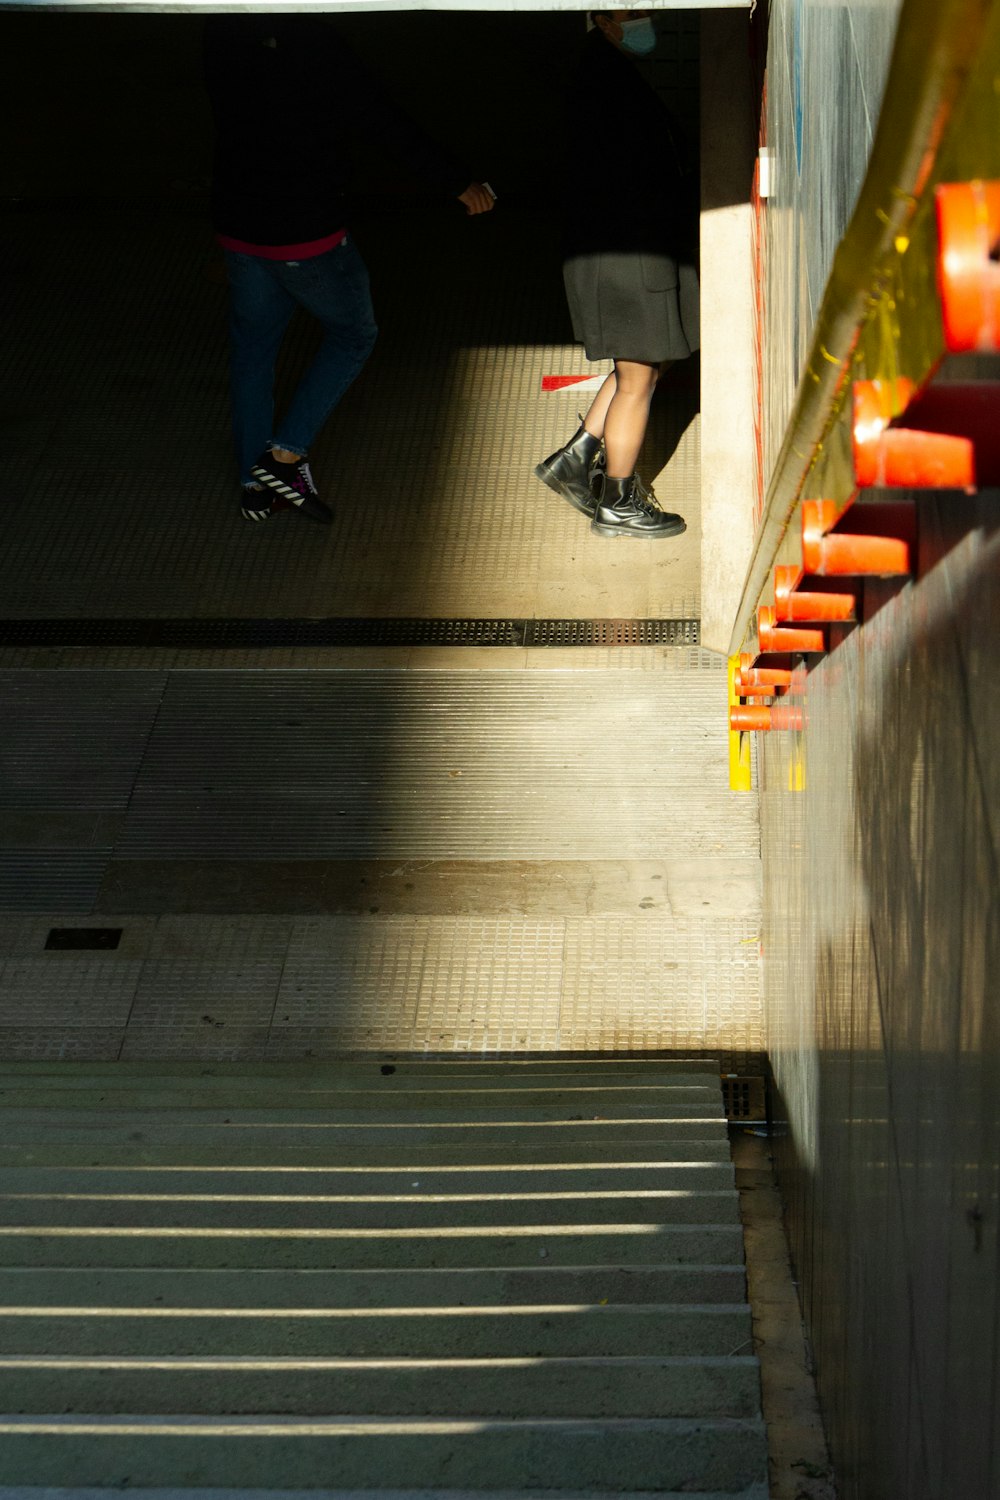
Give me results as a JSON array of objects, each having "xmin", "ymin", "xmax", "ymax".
[
  {"xmin": 602, "ymin": 359, "xmax": 658, "ymax": 478},
  {"xmin": 582, "ymin": 371, "xmax": 618, "ymax": 440}
]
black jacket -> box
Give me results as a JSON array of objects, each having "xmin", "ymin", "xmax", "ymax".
[
  {"xmin": 561, "ymin": 29, "xmax": 697, "ymax": 260},
  {"xmin": 204, "ymin": 16, "xmax": 471, "ymax": 245}
]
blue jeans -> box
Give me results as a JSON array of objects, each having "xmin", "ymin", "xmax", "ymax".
[{"xmin": 225, "ymin": 237, "xmax": 378, "ymax": 484}]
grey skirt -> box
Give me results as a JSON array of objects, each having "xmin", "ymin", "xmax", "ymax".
[{"xmin": 563, "ymin": 249, "xmax": 700, "ymax": 363}]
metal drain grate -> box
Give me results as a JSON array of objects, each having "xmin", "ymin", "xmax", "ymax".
[
  {"xmin": 0, "ymin": 618, "xmax": 700, "ymax": 650},
  {"xmin": 527, "ymin": 619, "xmax": 700, "ymax": 647},
  {"xmin": 721, "ymin": 1075, "xmax": 768, "ymax": 1121}
]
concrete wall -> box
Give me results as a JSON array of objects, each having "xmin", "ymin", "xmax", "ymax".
[
  {"xmin": 760, "ymin": 0, "xmax": 903, "ymax": 488},
  {"xmin": 759, "ymin": 496, "xmax": 1000, "ymax": 1499},
  {"xmin": 700, "ymin": 0, "xmax": 904, "ymax": 653},
  {"xmin": 698, "ymin": 9, "xmax": 758, "ymax": 655}
]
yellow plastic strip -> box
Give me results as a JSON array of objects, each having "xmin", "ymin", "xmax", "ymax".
[
  {"xmin": 787, "ymin": 729, "xmax": 806, "ymax": 792},
  {"xmin": 728, "ymin": 656, "xmax": 752, "ymax": 792}
]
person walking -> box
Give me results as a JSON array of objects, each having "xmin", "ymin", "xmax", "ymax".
[
  {"xmin": 204, "ymin": 14, "xmax": 495, "ymax": 525},
  {"xmin": 535, "ymin": 9, "xmax": 698, "ymax": 539}
]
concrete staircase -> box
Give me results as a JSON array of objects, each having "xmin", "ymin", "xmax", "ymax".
[{"xmin": 0, "ymin": 1058, "xmax": 767, "ymax": 1498}]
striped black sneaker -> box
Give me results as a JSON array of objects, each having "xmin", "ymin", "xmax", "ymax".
[
  {"xmin": 240, "ymin": 483, "xmax": 293, "ymax": 523},
  {"xmin": 247, "ymin": 451, "xmax": 333, "ymax": 525}
]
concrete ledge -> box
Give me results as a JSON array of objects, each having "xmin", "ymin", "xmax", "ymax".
[
  {"xmin": 0, "ymin": 1164, "xmax": 736, "ymax": 1197},
  {"xmin": 0, "ymin": 1415, "xmax": 768, "ymax": 1492},
  {"xmin": 0, "ymin": 1118, "xmax": 732, "ymax": 1152},
  {"xmin": 0, "ymin": 1067, "xmax": 723, "ymax": 1090},
  {"xmin": 0, "ymin": 1140, "xmax": 734, "ymax": 1168},
  {"xmin": 0, "ymin": 1223, "xmax": 747, "ymax": 1270},
  {"xmin": 0, "ymin": 1096, "xmax": 725, "ymax": 1120},
  {"xmin": 0, "ymin": 1353, "xmax": 762, "ymax": 1419},
  {"xmin": 0, "ymin": 1191, "xmax": 741, "ymax": 1233},
  {"xmin": 0, "ymin": 1060, "xmax": 726, "ymax": 1080},
  {"xmin": 0, "ymin": 1264, "xmax": 749, "ymax": 1309},
  {"xmin": 0, "ymin": 1303, "xmax": 752, "ymax": 1358},
  {"xmin": 0, "ymin": 1489, "xmax": 769, "ymax": 1500}
]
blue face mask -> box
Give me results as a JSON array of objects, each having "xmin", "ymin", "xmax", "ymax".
[{"xmin": 619, "ymin": 16, "xmax": 657, "ymax": 56}]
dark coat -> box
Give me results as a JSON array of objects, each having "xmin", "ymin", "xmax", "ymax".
[{"xmin": 561, "ymin": 29, "xmax": 698, "ymax": 262}]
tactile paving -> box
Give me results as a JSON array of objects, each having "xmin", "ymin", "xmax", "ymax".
[{"xmin": 0, "ymin": 911, "xmax": 761, "ymax": 1060}]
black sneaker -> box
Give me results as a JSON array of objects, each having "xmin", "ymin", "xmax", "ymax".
[
  {"xmin": 240, "ymin": 483, "xmax": 294, "ymax": 523},
  {"xmin": 591, "ymin": 473, "xmax": 686, "ymax": 539},
  {"xmin": 248, "ymin": 451, "xmax": 333, "ymax": 525}
]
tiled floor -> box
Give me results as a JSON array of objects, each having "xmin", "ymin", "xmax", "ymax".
[
  {"xmin": 0, "ymin": 660, "xmax": 762, "ymax": 1062},
  {"xmin": 3, "ymin": 208, "xmax": 701, "ymax": 624}
]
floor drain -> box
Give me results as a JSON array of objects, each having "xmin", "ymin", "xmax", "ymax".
[
  {"xmin": 721, "ymin": 1075, "xmax": 767, "ymax": 1121},
  {"xmin": 45, "ymin": 927, "xmax": 123, "ymax": 951},
  {"xmin": 0, "ymin": 617, "xmax": 700, "ymax": 650}
]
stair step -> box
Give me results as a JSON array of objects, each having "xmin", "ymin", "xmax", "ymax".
[
  {"xmin": 0, "ymin": 1190, "xmax": 740, "ymax": 1232},
  {"xmin": 0, "ymin": 1059, "xmax": 764, "ymax": 1495},
  {"xmin": 0, "ymin": 1414, "xmax": 768, "ymax": 1492},
  {"xmin": 0, "ymin": 1264, "xmax": 748, "ymax": 1308},
  {"xmin": 0, "ymin": 1353, "xmax": 762, "ymax": 1418},
  {"xmin": 0, "ymin": 1096, "xmax": 724, "ymax": 1121},
  {"xmin": 0, "ymin": 1223, "xmax": 747, "ymax": 1269},
  {"xmin": 0, "ymin": 1059, "xmax": 723, "ymax": 1081},
  {"xmin": 0, "ymin": 1302, "xmax": 751, "ymax": 1358},
  {"xmin": 0, "ymin": 1075, "xmax": 723, "ymax": 1100},
  {"xmin": 0, "ymin": 1118, "xmax": 730, "ymax": 1152},
  {"xmin": 0, "ymin": 1489, "xmax": 770, "ymax": 1500},
  {"xmin": 0, "ymin": 1139, "xmax": 734, "ymax": 1168},
  {"xmin": 0, "ymin": 1163, "xmax": 736, "ymax": 1196}
]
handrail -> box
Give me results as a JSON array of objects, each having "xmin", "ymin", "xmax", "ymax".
[{"xmin": 728, "ymin": 0, "xmax": 995, "ymax": 657}]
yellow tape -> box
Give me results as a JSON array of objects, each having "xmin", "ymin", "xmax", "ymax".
[
  {"xmin": 787, "ymin": 729, "xmax": 806, "ymax": 792},
  {"xmin": 728, "ymin": 657, "xmax": 753, "ymax": 792}
]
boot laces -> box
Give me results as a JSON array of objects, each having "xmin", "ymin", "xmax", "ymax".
[
  {"xmin": 293, "ymin": 460, "xmax": 318, "ymax": 497},
  {"xmin": 630, "ymin": 474, "xmax": 663, "ymax": 516}
]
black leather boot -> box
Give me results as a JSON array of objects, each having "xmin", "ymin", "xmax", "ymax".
[
  {"xmin": 534, "ymin": 421, "xmax": 603, "ymax": 516},
  {"xmin": 591, "ymin": 473, "xmax": 686, "ymax": 539}
]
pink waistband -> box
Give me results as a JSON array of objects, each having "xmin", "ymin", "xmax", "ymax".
[{"xmin": 216, "ymin": 228, "xmax": 347, "ymax": 261}]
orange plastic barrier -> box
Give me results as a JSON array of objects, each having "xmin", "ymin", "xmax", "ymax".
[
  {"xmin": 756, "ymin": 606, "xmax": 824, "ymax": 655},
  {"xmin": 801, "ymin": 500, "xmax": 911, "ymax": 576},
  {"xmin": 773, "ymin": 565, "xmax": 856, "ymax": 622},
  {"xmin": 853, "ymin": 379, "xmax": 1000, "ymax": 489},
  {"xmin": 936, "ymin": 180, "xmax": 1000, "ymax": 352},
  {"xmin": 729, "ymin": 704, "xmax": 805, "ymax": 732}
]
